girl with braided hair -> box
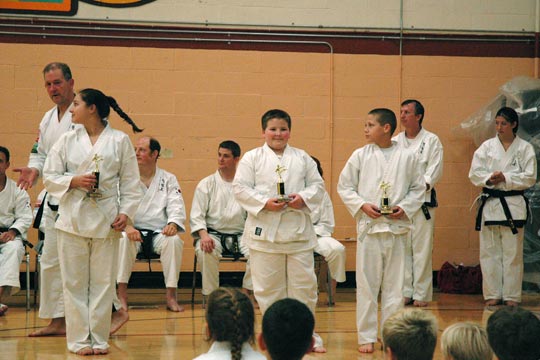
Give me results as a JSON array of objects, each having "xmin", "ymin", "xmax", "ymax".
[
  {"xmin": 195, "ymin": 288, "xmax": 265, "ymax": 360},
  {"xmin": 43, "ymin": 88, "xmax": 143, "ymax": 355}
]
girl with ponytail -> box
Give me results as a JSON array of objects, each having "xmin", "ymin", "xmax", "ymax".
[
  {"xmin": 43, "ymin": 88, "xmax": 142, "ymax": 355},
  {"xmin": 195, "ymin": 288, "xmax": 265, "ymax": 360}
]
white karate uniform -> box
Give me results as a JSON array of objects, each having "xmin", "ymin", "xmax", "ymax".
[
  {"xmin": 43, "ymin": 124, "xmax": 141, "ymax": 353},
  {"xmin": 469, "ymin": 135, "xmax": 536, "ymax": 303},
  {"xmin": 233, "ymin": 143, "xmax": 324, "ymax": 314},
  {"xmin": 393, "ymin": 128, "xmax": 443, "ymax": 302},
  {"xmin": 193, "ymin": 341, "xmax": 266, "ymax": 360},
  {"xmin": 190, "ymin": 171, "xmax": 251, "ymax": 295},
  {"xmin": 28, "ymin": 105, "xmax": 78, "ymax": 319},
  {"xmin": 338, "ymin": 142, "xmax": 424, "ymax": 345},
  {"xmin": 0, "ymin": 178, "xmax": 32, "ymax": 295},
  {"xmin": 312, "ymin": 190, "xmax": 346, "ymax": 283},
  {"xmin": 117, "ymin": 167, "xmax": 186, "ymax": 289}
]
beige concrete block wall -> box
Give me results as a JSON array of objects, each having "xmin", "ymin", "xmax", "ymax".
[{"xmin": 1, "ymin": 42, "xmax": 534, "ymax": 272}]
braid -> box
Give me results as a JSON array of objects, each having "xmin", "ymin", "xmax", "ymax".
[
  {"xmin": 229, "ymin": 290, "xmax": 243, "ymax": 360},
  {"xmin": 107, "ymin": 96, "xmax": 144, "ymax": 133}
]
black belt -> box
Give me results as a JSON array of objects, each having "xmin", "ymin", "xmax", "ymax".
[
  {"xmin": 47, "ymin": 202, "xmax": 59, "ymax": 212},
  {"xmin": 475, "ymin": 188, "xmax": 527, "ymax": 235},
  {"xmin": 207, "ymin": 228, "xmax": 243, "ymax": 261},
  {"xmin": 135, "ymin": 228, "xmax": 160, "ymax": 272},
  {"xmin": 0, "ymin": 227, "xmax": 9, "ymax": 232},
  {"xmin": 421, "ymin": 188, "xmax": 438, "ymax": 220}
]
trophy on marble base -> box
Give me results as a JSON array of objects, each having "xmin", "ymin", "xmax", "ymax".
[
  {"xmin": 87, "ymin": 154, "xmax": 103, "ymax": 198},
  {"xmin": 275, "ymin": 164, "xmax": 290, "ymax": 202},
  {"xmin": 379, "ymin": 181, "xmax": 393, "ymax": 215}
]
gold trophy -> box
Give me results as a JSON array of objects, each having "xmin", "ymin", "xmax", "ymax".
[
  {"xmin": 87, "ymin": 154, "xmax": 103, "ymax": 198},
  {"xmin": 275, "ymin": 164, "xmax": 290, "ymax": 202},
  {"xmin": 379, "ymin": 181, "xmax": 393, "ymax": 215}
]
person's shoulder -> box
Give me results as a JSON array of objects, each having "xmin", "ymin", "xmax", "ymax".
[{"xmin": 7, "ymin": 178, "xmax": 29, "ymax": 198}]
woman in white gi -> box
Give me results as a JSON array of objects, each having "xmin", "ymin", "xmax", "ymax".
[
  {"xmin": 469, "ymin": 107, "xmax": 537, "ymax": 307},
  {"xmin": 43, "ymin": 88, "xmax": 143, "ymax": 355}
]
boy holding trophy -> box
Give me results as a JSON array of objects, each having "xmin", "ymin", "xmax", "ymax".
[
  {"xmin": 338, "ymin": 108, "xmax": 424, "ymax": 354},
  {"xmin": 233, "ymin": 109, "xmax": 327, "ymax": 352}
]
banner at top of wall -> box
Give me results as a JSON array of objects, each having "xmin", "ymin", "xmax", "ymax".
[{"xmin": 0, "ymin": 0, "xmax": 154, "ymax": 15}]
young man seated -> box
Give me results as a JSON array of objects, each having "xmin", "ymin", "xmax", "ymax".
[{"xmin": 0, "ymin": 146, "xmax": 33, "ymax": 316}]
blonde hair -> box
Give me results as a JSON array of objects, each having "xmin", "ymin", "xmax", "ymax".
[
  {"xmin": 441, "ymin": 322, "xmax": 492, "ymax": 360},
  {"xmin": 382, "ymin": 309, "xmax": 438, "ymax": 360}
]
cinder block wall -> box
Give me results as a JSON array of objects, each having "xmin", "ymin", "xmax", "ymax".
[{"xmin": 0, "ymin": 43, "xmax": 534, "ymax": 271}]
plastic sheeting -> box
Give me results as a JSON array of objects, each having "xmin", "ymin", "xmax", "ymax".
[{"xmin": 457, "ymin": 76, "xmax": 540, "ymax": 290}]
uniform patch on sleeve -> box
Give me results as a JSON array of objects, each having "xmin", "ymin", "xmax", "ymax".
[{"xmin": 255, "ymin": 227, "xmax": 262, "ymax": 236}]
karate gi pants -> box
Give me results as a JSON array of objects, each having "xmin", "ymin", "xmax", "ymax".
[
  {"xmin": 57, "ymin": 231, "xmax": 118, "ymax": 353},
  {"xmin": 38, "ymin": 207, "xmax": 65, "ymax": 319},
  {"xmin": 0, "ymin": 238, "xmax": 24, "ymax": 294},
  {"xmin": 314, "ymin": 236, "xmax": 346, "ymax": 283},
  {"xmin": 356, "ymin": 232, "xmax": 405, "ymax": 345},
  {"xmin": 403, "ymin": 207, "xmax": 434, "ymax": 301},
  {"xmin": 117, "ymin": 233, "xmax": 184, "ymax": 288},
  {"xmin": 250, "ymin": 248, "xmax": 318, "ymax": 315},
  {"xmin": 195, "ymin": 234, "xmax": 252, "ymax": 295},
  {"xmin": 480, "ymin": 225, "xmax": 523, "ymax": 303}
]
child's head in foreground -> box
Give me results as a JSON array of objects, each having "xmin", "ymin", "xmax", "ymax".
[
  {"xmin": 382, "ymin": 308, "xmax": 438, "ymax": 360},
  {"xmin": 206, "ymin": 287, "xmax": 255, "ymax": 360},
  {"xmin": 259, "ymin": 298, "xmax": 314, "ymax": 360},
  {"xmin": 441, "ymin": 322, "xmax": 492, "ymax": 360}
]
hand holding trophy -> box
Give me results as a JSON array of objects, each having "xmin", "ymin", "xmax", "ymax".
[
  {"xmin": 87, "ymin": 154, "xmax": 103, "ymax": 198},
  {"xmin": 275, "ymin": 164, "xmax": 290, "ymax": 202},
  {"xmin": 379, "ymin": 181, "xmax": 393, "ymax": 215}
]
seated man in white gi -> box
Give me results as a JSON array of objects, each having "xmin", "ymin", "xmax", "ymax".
[
  {"xmin": 0, "ymin": 146, "xmax": 33, "ymax": 316},
  {"xmin": 190, "ymin": 140, "xmax": 252, "ymax": 305},
  {"xmin": 311, "ymin": 157, "xmax": 346, "ymax": 300},
  {"xmin": 117, "ymin": 137, "xmax": 186, "ymax": 312}
]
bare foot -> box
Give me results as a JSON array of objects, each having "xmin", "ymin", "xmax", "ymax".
[
  {"xmin": 93, "ymin": 348, "xmax": 109, "ymax": 355},
  {"xmin": 485, "ymin": 299, "xmax": 502, "ymax": 306},
  {"xmin": 110, "ymin": 308, "xmax": 129, "ymax": 335},
  {"xmin": 28, "ymin": 317, "xmax": 66, "ymax": 337},
  {"xmin": 414, "ymin": 300, "xmax": 428, "ymax": 307},
  {"xmin": 75, "ymin": 347, "xmax": 93, "ymax": 356},
  {"xmin": 505, "ymin": 300, "xmax": 519, "ymax": 307},
  {"xmin": 403, "ymin": 297, "xmax": 413, "ymax": 306},
  {"xmin": 358, "ymin": 343, "xmax": 374, "ymax": 353},
  {"xmin": 166, "ymin": 301, "xmax": 185, "ymax": 312},
  {"xmin": 312, "ymin": 346, "xmax": 327, "ymax": 353}
]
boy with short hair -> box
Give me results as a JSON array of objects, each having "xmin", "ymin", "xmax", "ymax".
[
  {"xmin": 258, "ymin": 298, "xmax": 315, "ymax": 360},
  {"xmin": 233, "ymin": 109, "xmax": 325, "ymax": 351},
  {"xmin": 487, "ymin": 306, "xmax": 540, "ymax": 360},
  {"xmin": 382, "ymin": 308, "xmax": 438, "ymax": 360},
  {"xmin": 338, "ymin": 108, "xmax": 425, "ymax": 353}
]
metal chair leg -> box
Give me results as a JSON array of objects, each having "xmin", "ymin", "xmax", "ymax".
[
  {"xmin": 191, "ymin": 253, "xmax": 197, "ymax": 305},
  {"xmin": 25, "ymin": 252, "xmax": 30, "ymax": 311}
]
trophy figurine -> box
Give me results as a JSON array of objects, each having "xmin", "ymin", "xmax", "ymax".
[
  {"xmin": 87, "ymin": 154, "xmax": 103, "ymax": 198},
  {"xmin": 275, "ymin": 164, "xmax": 290, "ymax": 202},
  {"xmin": 379, "ymin": 181, "xmax": 393, "ymax": 215}
]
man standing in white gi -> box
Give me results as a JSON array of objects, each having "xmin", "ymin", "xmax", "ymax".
[
  {"xmin": 14, "ymin": 62, "xmax": 77, "ymax": 336},
  {"xmin": 190, "ymin": 140, "xmax": 252, "ymax": 304},
  {"xmin": 117, "ymin": 136, "xmax": 186, "ymax": 312},
  {"xmin": 0, "ymin": 146, "xmax": 33, "ymax": 316},
  {"xmin": 394, "ymin": 99, "xmax": 443, "ymax": 307}
]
